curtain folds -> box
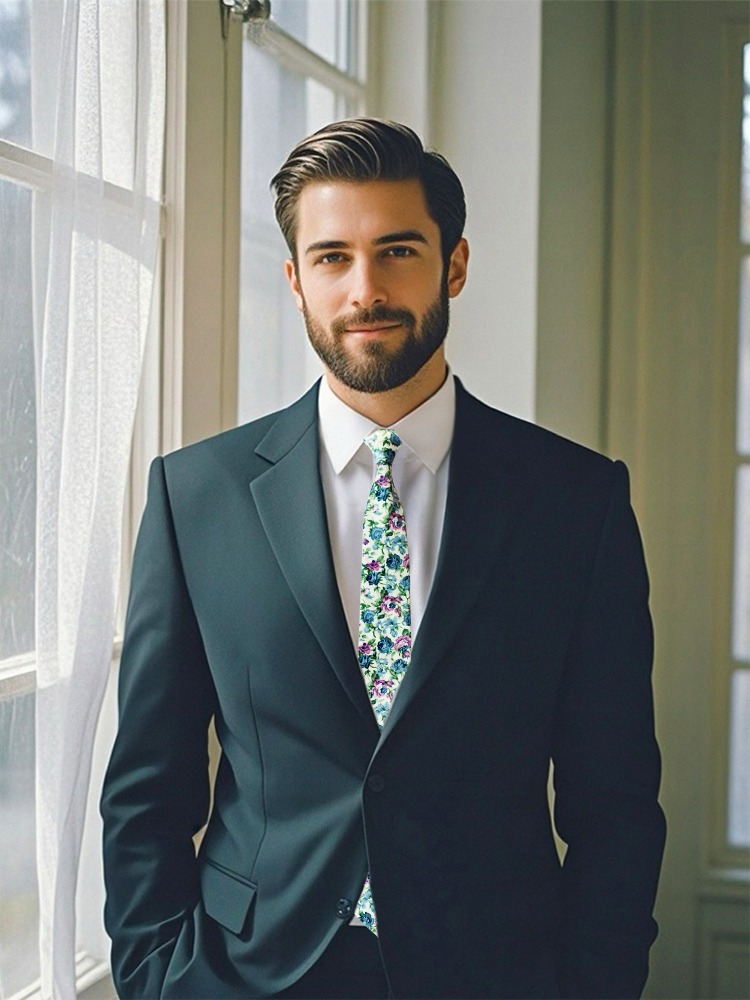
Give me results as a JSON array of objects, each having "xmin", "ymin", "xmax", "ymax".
[{"xmin": 32, "ymin": 2, "xmax": 165, "ymax": 996}]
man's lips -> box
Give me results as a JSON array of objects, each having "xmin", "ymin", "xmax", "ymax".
[{"xmin": 343, "ymin": 322, "xmax": 402, "ymax": 335}]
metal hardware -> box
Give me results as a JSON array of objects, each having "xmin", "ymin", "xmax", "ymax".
[{"xmin": 220, "ymin": 0, "xmax": 270, "ymax": 40}]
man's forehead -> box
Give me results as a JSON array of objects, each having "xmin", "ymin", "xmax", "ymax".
[{"xmin": 295, "ymin": 178, "xmax": 436, "ymax": 240}]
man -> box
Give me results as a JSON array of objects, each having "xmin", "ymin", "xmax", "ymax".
[{"xmin": 101, "ymin": 119, "xmax": 666, "ymax": 1000}]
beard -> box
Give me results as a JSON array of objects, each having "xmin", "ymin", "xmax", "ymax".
[{"xmin": 301, "ymin": 279, "xmax": 450, "ymax": 394}]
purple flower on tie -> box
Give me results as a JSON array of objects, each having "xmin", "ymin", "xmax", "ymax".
[
  {"xmin": 381, "ymin": 594, "xmax": 402, "ymax": 614},
  {"xmin": 365, "ymin": 560, "xmax": 381, "ymax": 572},
  {"xmin": 376, "ymin": 475, "xmax": 389, "ymax": 487},
  {"xmin": 372, "ymin": 679, "xmax": 394, "ymax": 697},
  {"xmin": 403, "ymin": 553, "xmax": 410, "ymax": 569},
  {"xmin": 394, "ymin": 635, "xmax": 411, "ymax": 652},
  {"xmin": 359, "ymin": 642, "xmax": 372, "ymax": 656},
  {"xmin": 389, "ymin": 512, "xmax": 405, "ymax": 531}
]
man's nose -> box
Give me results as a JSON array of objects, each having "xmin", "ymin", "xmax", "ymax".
[{"xmin": 348, "ymin": 260, "xmax": 387, "ymax": 309}]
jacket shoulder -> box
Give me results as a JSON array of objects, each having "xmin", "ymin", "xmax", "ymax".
[
  {"xmin": 161, "ymin": 382, "xmax": 320, "ymax": 486},
  {"xmin": 163, "ymin": 411, "xmax": 278, "ymax": 476}
]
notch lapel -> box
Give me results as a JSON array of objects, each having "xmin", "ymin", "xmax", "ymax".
[{"xmin": 250, "ymin": 386, "xmax": 378, "ymax": 732}]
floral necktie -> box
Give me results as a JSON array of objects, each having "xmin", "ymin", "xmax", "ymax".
[{"xmin": 355, "ymin": 428, "xmax": 412, "ymax": 934}]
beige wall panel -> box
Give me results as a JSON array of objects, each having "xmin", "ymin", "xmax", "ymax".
[
  {"xmin": 605, "ymin": 2, "xmax": 750, "ymax": 997},
  {"xmin": 540, "ymin": 1, "xmax": 750, "ymax": 994},
  {"xmin": 698, "ymin": 895, "xmax": 750, "ymax": 999},
  {"xmin": 536, "ymin": 0, "xmax": 609, "ymax": 452}
]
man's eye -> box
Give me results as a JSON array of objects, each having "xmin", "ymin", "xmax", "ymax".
[
  {"xmin": 384, "ymin": 246, "xmax": 415, "ymax": 258},
  {"xmin": 318, "ymin": 252, "xmax": 346, "ymax": 265}
]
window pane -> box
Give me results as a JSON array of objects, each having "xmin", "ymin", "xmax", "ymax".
[
  {"xmin": 739, "ymin": 256, "xmax": 750, "ymax": 456},
  {"xmin": 272, "ymin": 0, "xmax": 357, "ymax": 75},
  {"xmin": 734, "ymin": 465, "xmax": 750, "ymax": 663},
  {"xmin": 238, "ymin": 42, "xmax": 356, "ymax": 423},
  {"xmin": 0, "ymin": 0, "xmax": 31, "ymax": 148},
  {"xmin": 728, "ymin": 669, "xmax": 750, "ymax": 847},
  {"xmin": 0, "ymin": 690, "xmax": 39, "ymax": 994},
  {"xmin": 0, "ymin": 178, "xmax": 36, "ymax": 662}
]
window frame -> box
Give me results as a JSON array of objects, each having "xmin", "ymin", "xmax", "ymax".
[
  {"xmin": 710, "ymin": 19, "xmax": 750, "ymax": 871},
  {"xmin": 0, "ymin": 135, "xmax": 42, "ymax": 696}
]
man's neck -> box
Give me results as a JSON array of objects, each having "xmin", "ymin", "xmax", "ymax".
[{"xmin": 324, "ymin": 351, "xmax": 448, "ymax": 426}]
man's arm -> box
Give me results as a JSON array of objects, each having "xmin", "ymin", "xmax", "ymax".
[
  {"xmin": 101, "ymin": 457, "xmax": 217, "ymax": 999},
  {"xmin": 552, "ymin": 460, "xmax": 666, "ymax": 999}
]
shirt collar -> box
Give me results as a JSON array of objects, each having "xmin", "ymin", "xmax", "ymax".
[{"xmin": 318, "ymin": 371, "xmax": 455, "ymax": 475}]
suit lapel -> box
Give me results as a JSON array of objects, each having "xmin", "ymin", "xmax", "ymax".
[
  {"xmin": 250, "ymin": 385, "xmax": 378, "ymax": 731},
  {"xmin": 250, "ymin": 381, "xmax": 535, "ymax": 744},
  {"xmin": 380, "ymin": 382, "xmax": 535, "ymax": 741}
]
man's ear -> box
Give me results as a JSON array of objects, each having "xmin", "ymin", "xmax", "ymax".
[
  {"xmin": 446, "ymin": 238, "xmax": 469, "ymax": 299},
  {"xmin": 284, "ymin": 259, "xmax": 304, "ymax": 312}
]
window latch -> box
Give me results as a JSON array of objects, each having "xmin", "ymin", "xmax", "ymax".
[{"xmin": 219, "ymin": 0, "xmax": 270, "ymax": 40}]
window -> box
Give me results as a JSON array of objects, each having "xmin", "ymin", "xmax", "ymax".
[
  {"xmin": 0, "ymin": 1, "xmax": 164, "ymax": 995},
  {"xmin": 0, "ymin": 1, "xmax": 44, "ymax": 990},
  {"xmin": 237, "ymin": 0, "xmax": 367, "ymax": 423}
]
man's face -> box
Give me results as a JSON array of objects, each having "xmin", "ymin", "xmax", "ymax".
[{"xmin": 285, "ymin": 179, "xmax": 468, "ymax": 394}]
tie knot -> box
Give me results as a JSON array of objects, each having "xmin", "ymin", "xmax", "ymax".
[{"xmin": 365, "ymin": 428, "xmax": 402, "ymax": 469}]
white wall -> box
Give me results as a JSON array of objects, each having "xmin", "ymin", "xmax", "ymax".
[{"xmin": 373, "ymin": 0, "xmax": 542, "ymax": 421}]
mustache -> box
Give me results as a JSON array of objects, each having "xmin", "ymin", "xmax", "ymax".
[{"xmin": 330, "ymin": 305, "xmax": 416, "ymax": 336}]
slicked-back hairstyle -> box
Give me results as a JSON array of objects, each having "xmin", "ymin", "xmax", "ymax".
[{"xmin": 271, "ymin": 118, "xmax": 466, "ymax": 264}]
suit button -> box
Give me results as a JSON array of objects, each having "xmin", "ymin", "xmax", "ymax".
[
  {"xmin": 368, "ymin": 773, "xmax": 386, "ymax": 793},
  {"xmin": 336, "ymin": 898, "xmax": 353, "ymax": 919}
]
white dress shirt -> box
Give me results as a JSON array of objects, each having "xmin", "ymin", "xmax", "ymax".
[{"xmin": 317, "ymin": 372, "xmax": 455, "ymax": 653}]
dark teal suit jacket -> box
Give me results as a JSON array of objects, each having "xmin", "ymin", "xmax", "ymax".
[{"xmin": 100, "ymin": 380, "xmax": 665, "ymax": 999}]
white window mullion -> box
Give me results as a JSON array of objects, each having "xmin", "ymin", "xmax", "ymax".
[{"xmin": 0, "ymin": 139, "xmax": 52, "ymax": 189}]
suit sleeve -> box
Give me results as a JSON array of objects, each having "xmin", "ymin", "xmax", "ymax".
[
  {"xmin": 100, "ymin": 457, "xmax": 217, "ymax": 999},
  {"xmin": 551, "ymin": 460, "xmax": 666, "ymax": 999}
]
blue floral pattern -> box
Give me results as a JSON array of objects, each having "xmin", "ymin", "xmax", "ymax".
[{"xmin": 355, "ymin": 428, "xmax": 412, "ymax": 936}]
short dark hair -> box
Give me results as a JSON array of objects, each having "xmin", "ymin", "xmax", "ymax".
[{"xmin": 271, "ymin": 118, "xmax": 466, "ymax": 264}]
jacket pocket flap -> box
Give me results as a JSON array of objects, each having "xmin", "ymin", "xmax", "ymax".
[{"xmin": 200, "ymin": 858, "xmax": 257, "ymax": 935}]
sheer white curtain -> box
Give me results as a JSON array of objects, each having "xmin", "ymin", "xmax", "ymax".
[{"xmin": 31, "ymin": 1, "xmax": 165, "ymax": 996}]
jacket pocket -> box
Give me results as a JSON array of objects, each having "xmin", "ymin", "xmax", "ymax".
[{"xmin": 199, "ymin": 856, "xmax": 257, "ymax": 935}]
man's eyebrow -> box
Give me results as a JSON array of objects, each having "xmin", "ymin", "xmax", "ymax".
[
  {"xmin": 304, "ymin": 239, "xmax": 349, "ymax": 255},
  {"xmin": 373, "ymin": 230, "xmax": 428, "ymax": 246},
  {"xmin": 303, "ymin": 231, "xmax": 430, "ymax": 255}
]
